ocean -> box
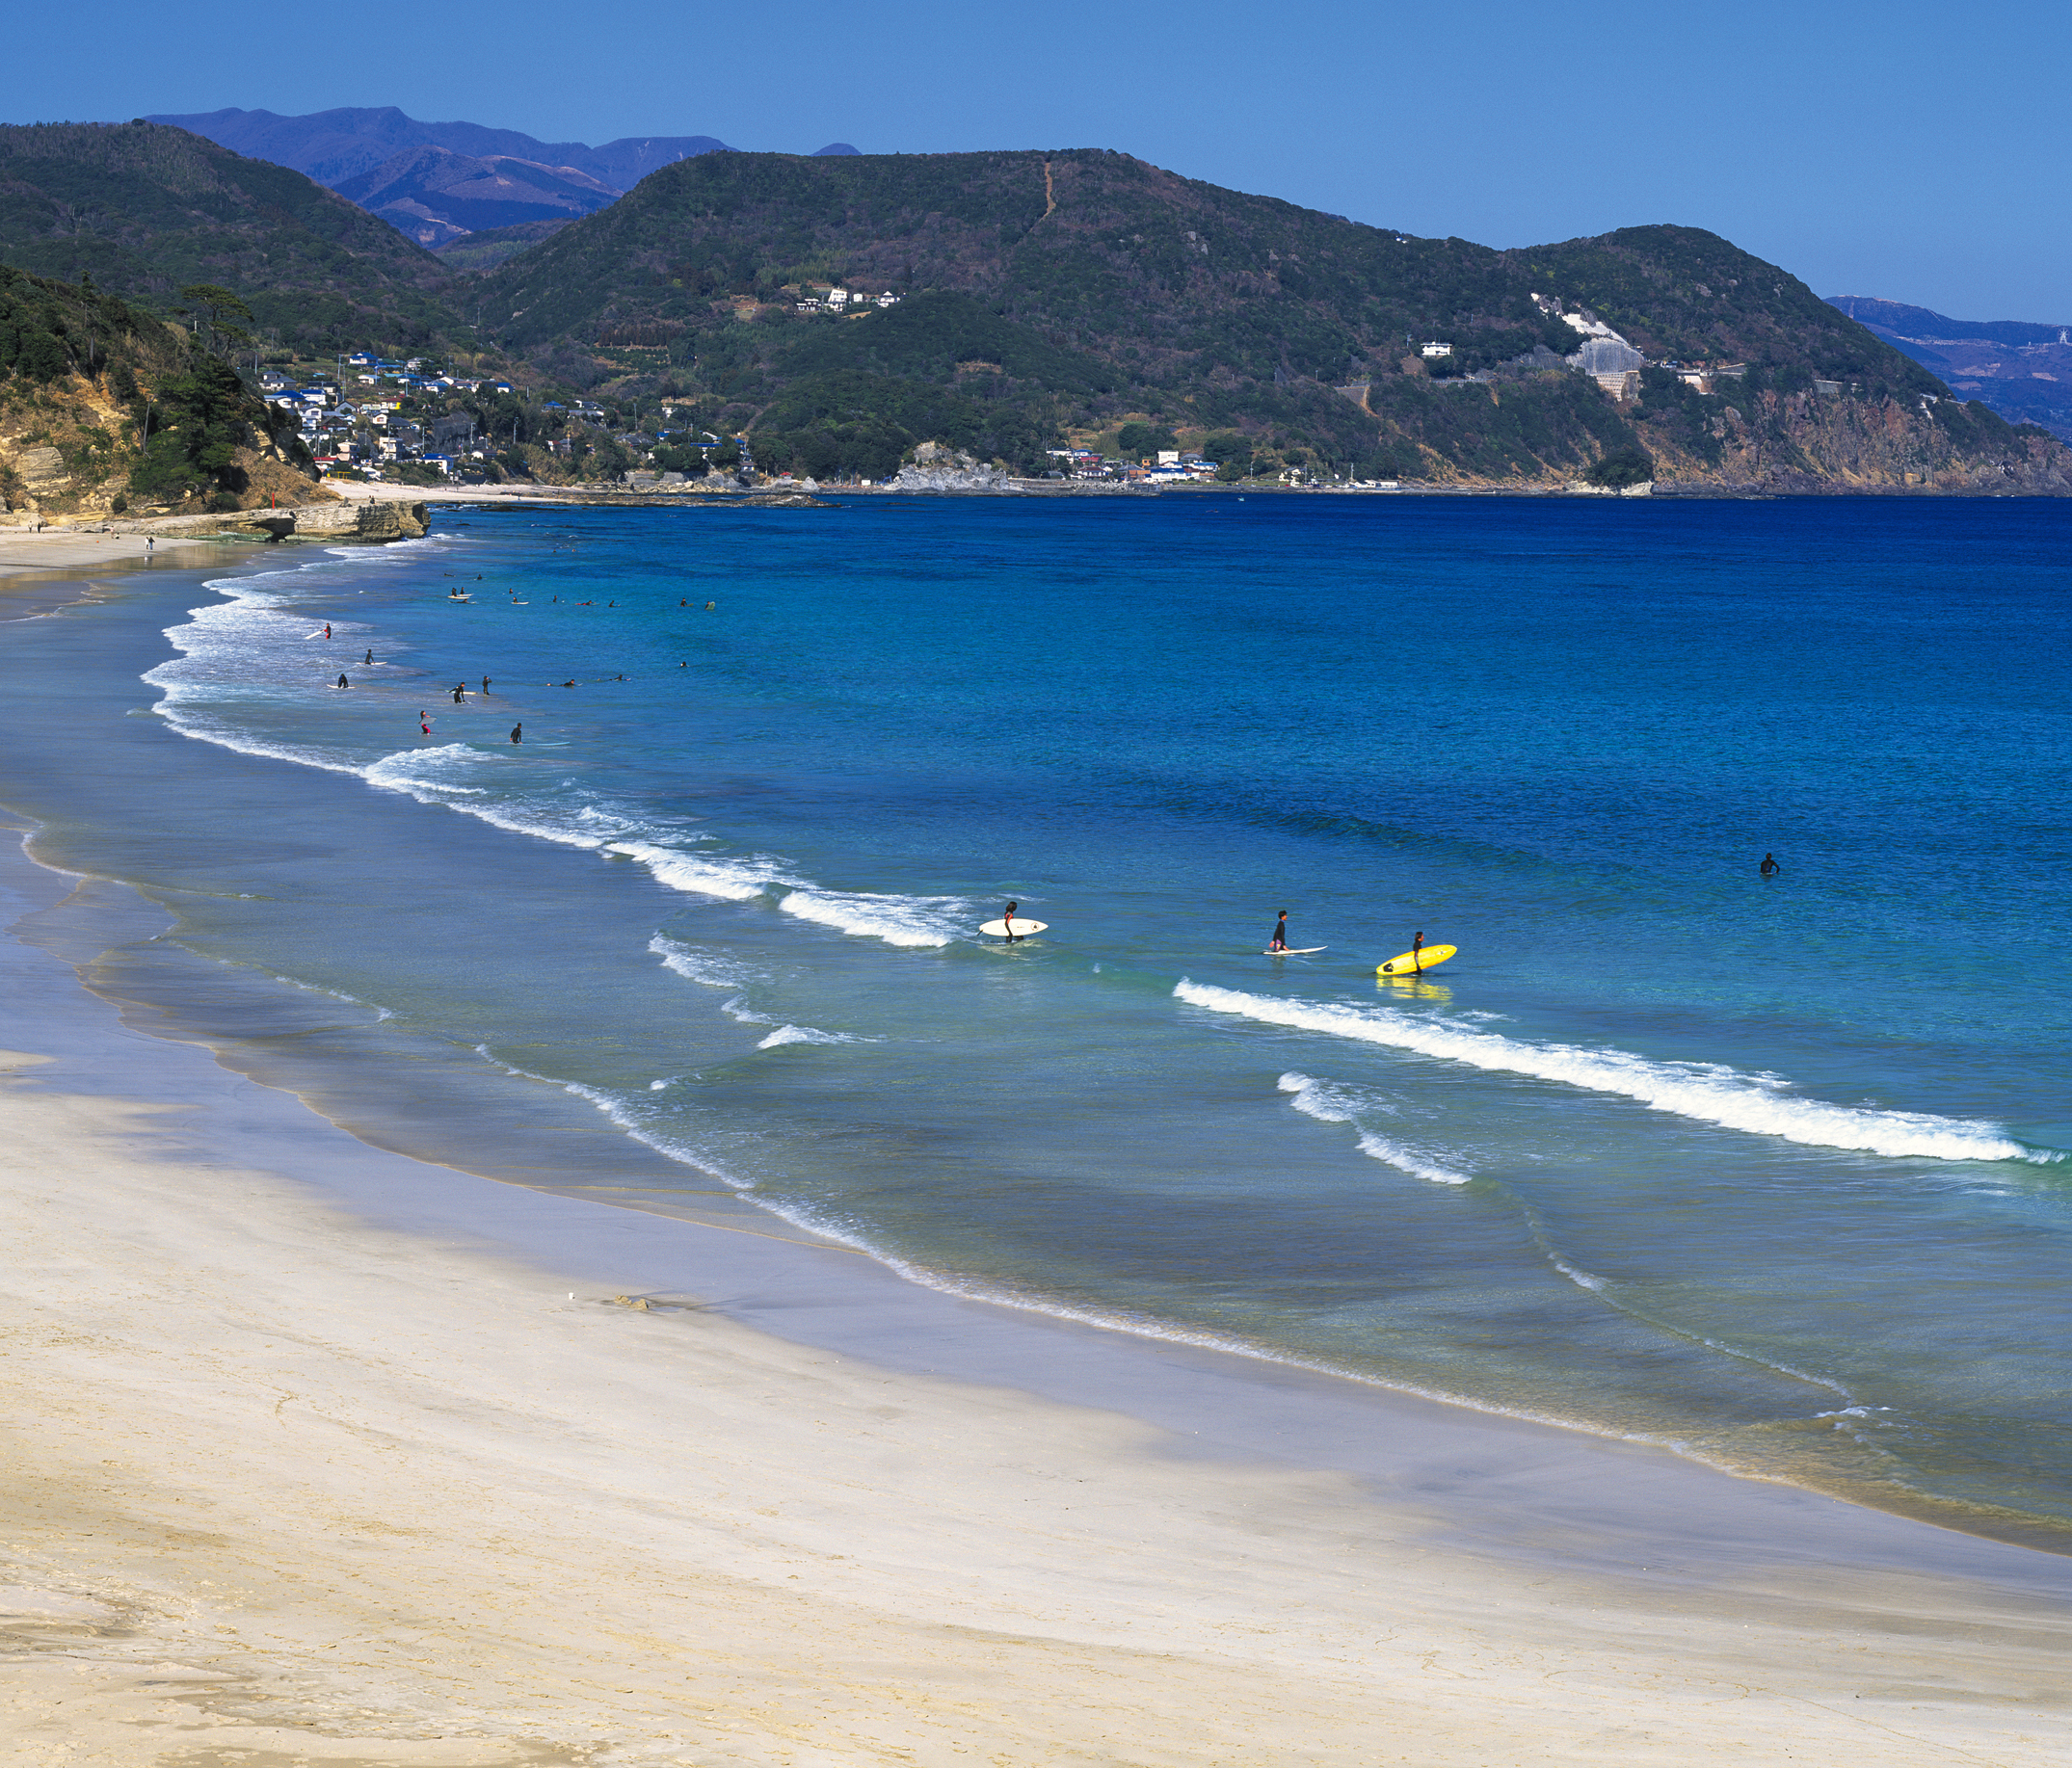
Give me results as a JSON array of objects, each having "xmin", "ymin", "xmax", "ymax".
[{"xmin": 4, "ymin": 490, "xmax": 2068, "ymax": 1544}]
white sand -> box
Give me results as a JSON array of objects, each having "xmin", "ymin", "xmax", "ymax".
[
  {"xmin": 4, "ymin": 1044, "xmax": 2070, "ymax": 1768},
  {"xmin": 0, "ymin": 532, "xmax": 228, "ymax": 580}
]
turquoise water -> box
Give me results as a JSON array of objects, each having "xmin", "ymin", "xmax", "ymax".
[{"xmin": 5, "ymin": 493, "xmax": 2070, "ymax": 1539}]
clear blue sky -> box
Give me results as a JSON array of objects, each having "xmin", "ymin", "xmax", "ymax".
[{"xmin": 8, "ymin": 0, "xmax": 2066, "ymax": 319}]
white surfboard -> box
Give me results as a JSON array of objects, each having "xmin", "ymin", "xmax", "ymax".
[
  {"xmin": 979, "ymin": 918, "xmax": 1048, "ymax": 938},
  {"xmin": 1263, "ymin": 946, "xmax": 1327, "ymax": 955}
]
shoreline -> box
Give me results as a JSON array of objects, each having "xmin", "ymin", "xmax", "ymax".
[
  {"xmin": 5, "ymin": 840, "xmax": 2072, "ymax": 1761},
  {"xmin": 4, "ymin": 542, "xmax": 2069, "ymax": 1761}
]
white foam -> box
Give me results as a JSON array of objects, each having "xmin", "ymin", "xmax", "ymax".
[
  {"xmin": 609, "ymin": 841, "xmax": 783, "ymax": 901},
  {"xmin": 1277, "ymin": 1072, "xmax": 1473, "ymax": 1185},
  {"xmin": 757, "ymin": 1024, "xmax": 860, "ymax": 1049},
  {"xmin": 1185, "ymin": 982, "xmax": 2046, "ymax": 1165},
  {"xmin": 646, "ymin": 934, "xmax": 753, "ymax": 989},
  {"xmin": 777, "ymin": 887, "xmax": 970, "ymax": 948}
]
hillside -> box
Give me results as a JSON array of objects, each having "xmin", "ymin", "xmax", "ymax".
[
  {"xmin": 1826, "ymin": 296, "xmax": 2072, "ymax": 441},
  {"xmin": 146, "ymin": 108, "xmax": 732, "ymax": 196},
  {"xmin": 468, "ymin": 149, "xmax": 2069, "ymax": 491},
  {"xmin": 0, "ymin": 265, "xmax": 324, "ymax": 520},
  {"xmin": 0, "ymin": 122, "xmax": 465, "ymax": 356}
]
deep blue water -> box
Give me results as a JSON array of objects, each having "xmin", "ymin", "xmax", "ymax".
[{"xmin": 5, "ymin": 491, "xmax": 2069, "ymax": 1539}]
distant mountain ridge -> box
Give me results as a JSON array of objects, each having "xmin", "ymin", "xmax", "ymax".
[
  {"xmin": 1825, "ymin": 296, "xmax": 2072, "ymax": 440},
  {"xmin": 334, "ymin": 145, "xmax": 621, "ymax": 247},
  {"xmin": 146, "ymin": 107, "xmax": 732, "ymax": 195}
]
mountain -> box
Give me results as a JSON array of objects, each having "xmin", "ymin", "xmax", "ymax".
[
  {"xmin": 0, "ymin": 121, "xmax": 464, "ymax": 355},
  {"xmin": 146, "ymin": 107, "xmax": 731, "ymax": 195},
  {"xmin": 0, "ymin": 263, "xmax": 321, "ymax": 519},
  {"xmin": 467, "ymin": 148, "xmax": 2068, "ymax": 491},
  {"xmin": 333, "ymin": 145, "xmax": 620, "ymax": 247},
  {"xmin": 813, "ymin": 144, "xmax": 862, "ymax": 157},
  {"xmin": 1826, "ymin": 296, "xmax": 2072, "ymax": 441}
]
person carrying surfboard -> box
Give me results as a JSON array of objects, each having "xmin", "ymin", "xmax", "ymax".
[
  {"xmin": 1269, "ymin": 910, "xmax": 1289, "ymax": 953},
  {"xmin": 1412, "ymin": 931, "xmax": 1424, "ymax": 972},
  {"xmin": 1002, "ymin": 901, "xmax": 1023, "ymax": 943}
]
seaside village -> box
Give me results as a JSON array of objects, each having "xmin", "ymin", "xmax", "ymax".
[{"xmin": 264, "ymin": 296, "xmax": 1735, "ymax": 492}]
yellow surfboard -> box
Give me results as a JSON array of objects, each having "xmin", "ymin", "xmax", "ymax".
[{"xmin": 1378, "ymin": 943, "xmax": 1456, "ymax": 977}]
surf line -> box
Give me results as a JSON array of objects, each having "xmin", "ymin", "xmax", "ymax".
[{"xmin": 1176, "ymin": 980, "xmax": 2058, "ymax": 1165}]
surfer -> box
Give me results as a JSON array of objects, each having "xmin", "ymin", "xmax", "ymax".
[
  {"xmin": 1761, "ymin": 853, "xmax": 1781, "ymax": 878},
  {"xmin": 1268, "ymin": 910, "xmax": 1289, "ymax": 953},
  {"xmin": 452, "ymin": 683, "xmax": 465, "ymax": 703},
  {"xmin": 1002, "ymin": 901, "xmax": 1023, "ymax": 943},
  {"xmin": 482, "ymin": 676, "xmax": 491, "ymax": 694},
  {"xmin": 1412, "ymin": 930, "xmax": 1425, "ymax": 972},
  {"xmin": 420, "ymin": 715, "xmax": 431, "ymax": 736},
  {"xmin": 364, "ymin": 648, "xmax": 373, "ymax": 666},
  {"xmin": 336, "ymin": 673, "xmax": 349, "ymax": 689},
  {"xmin": 323, "ymin": 623, "xmax": 332, "ymax": 640},
  {"xmin": 510, "ymin": 723, "xmax": 522, "ymax": 745}
]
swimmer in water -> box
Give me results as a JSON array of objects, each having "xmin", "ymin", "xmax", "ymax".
[{"xmin": 1761, "ymin": 853, "xmax": 1781, "ymax": 878}]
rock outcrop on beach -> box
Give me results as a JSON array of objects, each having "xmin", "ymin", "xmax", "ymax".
[
  {"xmin": 885, "ymin": 441, "xmax": 1020, "ymax": 493},
  {"xmin": 126, "ymin": 498, "xmax": 428, "ymax": 542}
]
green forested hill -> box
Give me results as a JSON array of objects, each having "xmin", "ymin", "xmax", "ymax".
[
  {"xmin": 1, "ymin": 129, "xmax": 2059, "ymax": 491},
  {"xmin": 0, "ymin": 122, "xmax": 465, "ymax": 355},
  {"xmin": 465, "ymin": 148, "xmax": 2057, "ymax": 488},
  {"xmin": 0, "ymin": 264, "xmax": 320, "ymax": 515}
]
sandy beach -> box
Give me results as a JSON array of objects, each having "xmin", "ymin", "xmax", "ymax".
[{"xmin": 3, "ymin": 830, "xmax": 2070, "ymax": 1767}]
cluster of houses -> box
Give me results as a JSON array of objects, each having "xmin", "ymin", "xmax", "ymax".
[
  {"xmin": 793, "ymin": 288, "xmax": 903, "ymax": 315},
  {"xmin": 1046, "ymin": 447, "xmax": 1219, "ymax": 483},
  {"xmin": 257, "ymin": 360, "xmax": 502, "ymax": 479}
]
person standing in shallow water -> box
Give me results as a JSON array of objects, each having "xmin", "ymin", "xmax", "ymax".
[
  {"xmin": 1002, "ymin": 901, "xmax": 1023, "ymax": 943},
  {"xmin": 510, "ymin": 724, "xmax": 522, "ymax": 745},
  {"xmin": 1761, "ymin": 853, "xmax": 1781, "ymax": 878}
]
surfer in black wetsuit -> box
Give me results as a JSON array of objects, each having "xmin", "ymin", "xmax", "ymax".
[
  {"xmin": 336, "ymin": 673, "xmax": 349, "ymax": 688},
  {"xmin": 364, "ymin": 648, "xmax": 374, "ymax": 666},
  {"xmin": 1761, "ymin": 853, "xmax": 1781, "ymax": 878},
  {"xmin": 1003, "ymin": 901, "xmax": 1022, "ymax": 943},
  {"xmin": 510, "ymin": 724, "xmax": 522, "ymax": 745},
  {"xmin": 1412, "ymin": 930, "xmax": 1424, "ymax": 972},
  {"xmin": 1269, "ymin": 910, "xmax": 1289, "ymax": 953}
]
